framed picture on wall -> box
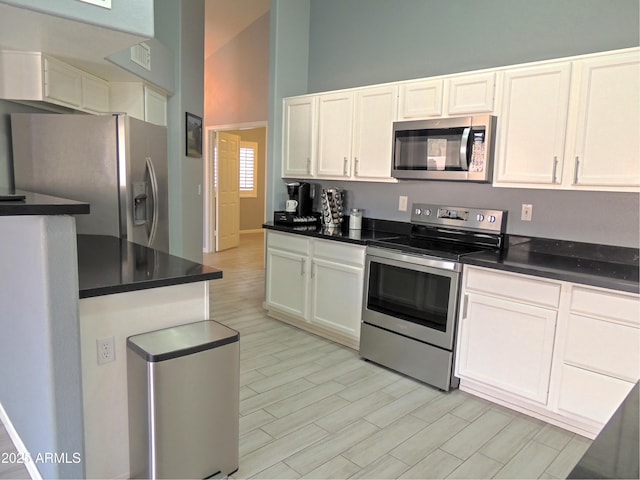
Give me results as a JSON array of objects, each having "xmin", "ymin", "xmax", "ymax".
[{"xmin": 186, "ymin": 112, "xmax": 202, "ymax": 158}]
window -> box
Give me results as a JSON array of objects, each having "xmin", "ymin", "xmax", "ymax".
[{"xmin": 239, "ymin": 141, "xmax": 258, "ymax": 198}]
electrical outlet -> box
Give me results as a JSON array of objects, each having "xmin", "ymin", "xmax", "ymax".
[
  {"xmin": 398, "ymin": 195, "xmax": 408, "ymax": 212},
  {"xmin": 521, "ymin": 203, "xmax": 533, "ymax": 222},
  {"xmin": 97, "ymin": 337, "xmax": 115, "ymax": 365}
]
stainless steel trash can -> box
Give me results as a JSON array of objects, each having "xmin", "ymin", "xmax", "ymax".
[{"xmin": 127, "ymin": 320, "xmax": 239, "ymax": 479}]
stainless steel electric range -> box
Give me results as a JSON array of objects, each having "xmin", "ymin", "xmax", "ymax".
[{"xmin": 360, "ymin": 203, "xmax": 508, "ymax": 391}]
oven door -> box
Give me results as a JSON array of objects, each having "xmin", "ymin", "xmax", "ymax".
[{"xmin": 363, "ymin": 247, "xmax": 460, "ymax": 351}]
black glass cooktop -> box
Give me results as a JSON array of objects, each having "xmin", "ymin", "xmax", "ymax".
[{"xmin": 369, "ymin": 235, "xmax": 492, "ymax": 261}]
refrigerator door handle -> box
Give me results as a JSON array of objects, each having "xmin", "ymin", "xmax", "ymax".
[{"xmin": 146, "ymin": 156, "xmax": 160, "ymax": 247}]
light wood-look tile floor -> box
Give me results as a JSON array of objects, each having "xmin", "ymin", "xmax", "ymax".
[{"xmin": 204, "ymin": 232, "xmax": 592, "ymax": 480}]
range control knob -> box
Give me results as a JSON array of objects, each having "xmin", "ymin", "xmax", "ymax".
[
  {"xmin": 414, "ymin": 208, "xmax": 422, "ymax": 216},
  {"xmin": 424, "ymin": 209, "xmax": 432, "ymax": 216},
  {"xmin": 476, "ymin": 214, "xmax": 485, "ymax": 222},
  {"xmin": 488, "ymin": 215, "xmax": 497, "ymax": 223}
]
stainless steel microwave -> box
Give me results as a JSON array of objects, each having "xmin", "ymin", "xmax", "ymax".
[{"xmin": 392, "ymin": 115, "xmax": 497, "ymax": 182}]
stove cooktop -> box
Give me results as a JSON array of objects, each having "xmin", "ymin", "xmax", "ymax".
[{"xmin": 368, "ymin": 236, "xmax": 491, "ymax": 261}]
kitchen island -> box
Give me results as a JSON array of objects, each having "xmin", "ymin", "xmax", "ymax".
[{"xmin": 0, "ymin": 190, "xmax": 224, "ymax": 479}]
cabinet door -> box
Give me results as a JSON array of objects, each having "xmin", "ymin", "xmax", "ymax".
[
  {"xmin": 447, "ymin": 72, "xmax": 496, "ymax": 115},
  {"xmin": 317, "ymin": 91, "xmax": 353, "ymax": 178},
  {"xmin": 144, "ymin": 86, "xmax": 167, "ymax": 126},
  {"xmin": 43, "ymin": 57, "xmax": 82, "ymax": 108},
  {"xmin": 310, "ymin": 258, "xmax": 363, "ymax": 339},
  {"xmin": 81, "ymin": 74, "xmax": 110, "ymax": 113},
  {"xmin": 398, "ymin": 79, "xmax": 443, "ymax": 119},
  {"xmin": 494, "ymin": 63, "xmax": 572, "ymax": 185},
  {"xmin": 456, "ymin": 293, "xmax": 557, "ymax": 405},
  {"xmin": 352, "ymin": 85, "xmax": 398, "ymax": 180},
  {"xmin": 283, "ymin": 96, "xmax": 316, "ymax": 177},
  {"xmin": 570, "ymin": 51, "xmax": 640, "ymax": 188},
  {"xmin": 265, "ymin": 248, "xmax": 309, "ymax": 319}
]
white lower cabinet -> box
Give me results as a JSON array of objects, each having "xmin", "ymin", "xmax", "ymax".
[
  {"xmin": 457, "ymin": 293, "xmax": 557, "ymax": 405},
  {"xmin": 456, "ymin": 265, "xmax": 640, "ymax": 438},
  {"xmin": 265, "ymin": 231, "xmax": 365, "ymax": 349}
]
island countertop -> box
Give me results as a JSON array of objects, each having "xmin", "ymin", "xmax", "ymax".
[
  {"xmin": 77, "ymin": 235, "xmax": 223, "ymax": 298},
  {"xmin": 0, "ymin": 188, "xmax": 89, "ymax": 216}
]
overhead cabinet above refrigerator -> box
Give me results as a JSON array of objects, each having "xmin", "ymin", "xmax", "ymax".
[{"xmin": 11, "ymin": 113, "xmax": 169, "ymax": 252}]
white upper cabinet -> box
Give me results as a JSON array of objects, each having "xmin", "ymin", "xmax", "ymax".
[
  {"xmin": 495, "ymin": 49, "xmax": 640, "ymax": 191},
  {"xmin": 110, "ymin": 82, "xmax": 167, "ymax": 126},
  {"xmin": 568, "ymin": 51, "xmax": 640, "ymax": 188},
  {"xmin": 351, "ymin": 85, "xmax": 399, "ymax": 180},
  {"xmin": 398, "ymin": 72, "xmax": 495, "ymax": 120},
  {"xmin": 317, "ymin": 91, "xmax": 354, "ymax": 178},
  {"xmin": 447, "ymin": 72, "xmax": 496, "ymax": 115},
  {"xmin": 494, "ymin": 62, "xmax": 572, "ymax": 185},
  {"xmin": 0, "ymin": 52, "xmax": 110, "ymax": 113},
  {"xmin": 283, "ymin": 85, "xmax": 398, "ymax": 182},
  {"xmin": 282, "ymin": 95, "xmax": 317, "ymax": 178},
  {"xmin": 398, "ymin": 79, "xmax": 443, "ymax": 119}
]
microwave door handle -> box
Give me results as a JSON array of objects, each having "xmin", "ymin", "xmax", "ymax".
[{"xmin": 459, "ymin": 127, "xmax": 471, "ymax": 170}]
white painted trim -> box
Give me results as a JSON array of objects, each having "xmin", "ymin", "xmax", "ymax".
[{"xmin": 0, "ymin": 402, "xmax": 43, "ymax": 480}]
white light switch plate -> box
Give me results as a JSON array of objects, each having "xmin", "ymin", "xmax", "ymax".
[{"xmin": 399, "ymin": 196, "xmax": 408, "ymax": 212}]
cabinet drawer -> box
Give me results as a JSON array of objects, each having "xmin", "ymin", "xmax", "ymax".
[
  {"xmin": 570, "ymin": 286, "xmax": 640, "ymax": 327},
  {"xmin": 564, "ymin": 314, "xmax": 640, "ymax": 382},
  {"xmin": 464, "ymin": 266, "xmax": 561, "ymax": 308},
  {"xmin": 313, "ymin": 239, "xmax": 365, "ymax": 266},
  {"xmin": 267, "ymin": 231, "xmax": 310, "ymax": 255},
  {"xmin": 557, "ymin": 364, "xmax": 635, "ymax": 424}
]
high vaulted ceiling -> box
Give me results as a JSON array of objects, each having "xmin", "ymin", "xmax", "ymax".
[{"xmin": 204, "ymin": 0, "xmax": 270, "ymax": 58}]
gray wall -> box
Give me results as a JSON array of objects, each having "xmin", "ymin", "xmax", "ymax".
[
  {"xmin": 268, "ymin": 0, "xmax": 640, "ymax": 247},
  {"xmin": 155, "ymin": 0, "xmax": 205, "ymax": 262}
]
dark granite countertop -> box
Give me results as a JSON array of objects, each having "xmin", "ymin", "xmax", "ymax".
[
  {"xmin": 0, "ymin": 188, "xmax": 89, "ymax": 216},
  {"xmin": 569, "ymin": 382, "xmax": 639, "ymax": 479},
  {"xmin": 463, "ymin": 236, "xmax": 639, "ymax": 294},
  {"xmin": 77, "ymin": 235, "xmax": 223, "ymax": 298},
  {"xmin": 263, "ymin": 217, "xmax": 409, "ymax": 245}
]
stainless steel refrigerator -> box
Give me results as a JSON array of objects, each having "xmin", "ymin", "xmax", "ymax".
[{"xmin": 11, "ymin": 113, "xmax": 169, "ymax": 252}]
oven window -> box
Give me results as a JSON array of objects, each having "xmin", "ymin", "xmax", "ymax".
[{"xmin": 367, "ymin": 261, "xmax": 451, "ymax": 331}]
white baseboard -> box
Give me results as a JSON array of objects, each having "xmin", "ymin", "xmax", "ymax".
[{"xmin": 0, "ymin": 402, "xmax": 42, "ymax": 480}]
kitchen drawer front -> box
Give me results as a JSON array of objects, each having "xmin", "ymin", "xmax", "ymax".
[
  {"xmin": 464, "ymin": 266, "xmax": 561, "ymax": 308},
  {"xmin": 557, "ymin": 364, "xmax": 635, "ymax": 424},
  {"xmin": 564, "ymin": 314, "xmax": 640, "ymax": 382},
  {"xmin": 312, "ymin": 238, "xmax": 365, "ymax": 266},
  {"xmin": 267, "ymin": 231, "xmax": 310, "ymax": 255},
  {"xmin": 570, "ymin": 286, "xmax": 640, "ymax": 327}
]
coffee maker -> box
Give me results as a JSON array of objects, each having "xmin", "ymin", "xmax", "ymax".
[
  {"xmin": 273, "ymin": 182, "xmax": 319, "ymax": 225},
  {"xmin": 285, "ymin": 182, "xmax": 312, "ymax": 216}
]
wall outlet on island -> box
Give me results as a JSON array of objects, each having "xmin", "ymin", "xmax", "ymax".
[
  {"xmin": 97, "ymin": 336, "xmax": 115, "ymax": 365},
  {"xmin": 521, "ymin": 204, "xmax": 533, "ymax": 222}
]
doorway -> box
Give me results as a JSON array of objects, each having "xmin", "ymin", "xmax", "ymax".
[{"xmin": 204, "ymin": 123, "xmax": 267, "ymax": 253}]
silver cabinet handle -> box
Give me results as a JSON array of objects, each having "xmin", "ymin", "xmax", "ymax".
[
  {"xmin": 462, "ymin": 294, "xmax": 469, "ymax": 319},
  {"xmin": 343, "ymin": 157, "xmax": 348, "ymax": 176},
  {"xmin": 354, "ymin": 157, "xmax": 359, "ymax": 176},
  {"xmin": 301, "ymin": 258, "xmax": 306, "ymax": 276},
  {"xmin": 573, "ymin": 156, "xmax": 580, "ymax": 185},
  {"xmin": 311, "ymin": 262, "xmax": 315, "ymax": 279},
  {"xmin": 306, "ymin": 158, "xmax": 311, "ymax": 174},
  {"xmin": 552, "ymin": 156, "xmax": 558, "ymax": 184}
]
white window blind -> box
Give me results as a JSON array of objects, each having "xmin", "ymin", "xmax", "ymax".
[{"xmin": 239, "ymin": 141, "xmax": 257, "ymax": 197}]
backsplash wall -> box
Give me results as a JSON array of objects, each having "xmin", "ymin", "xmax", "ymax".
[{"xmin": 306, "ymin": 180, "xmax": 639, "ymax": 248}]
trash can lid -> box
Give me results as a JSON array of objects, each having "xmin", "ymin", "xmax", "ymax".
[{"xmin": 127, "ymin": 320, "xmax": 239, "ymax": 362}]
